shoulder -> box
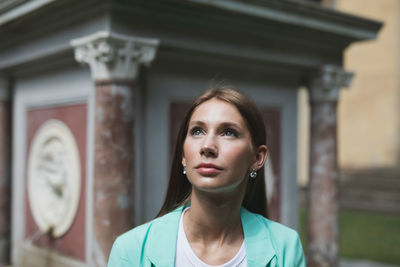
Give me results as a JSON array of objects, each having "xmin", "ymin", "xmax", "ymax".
[
  {"xmin": 242, "ymin": 209, "xmax": 301, "ymax": 243},
  {"xmin": 107, "ymin": 220, "xmax": 153, "ymax": 266},
  {"xmin": 242, "ymin": 209, "xmax": 305, "ymax": 266},
  {"xmin": 257, "ymin": 213, "xmax": 300, "ymax": 243},
  {"xmin": 107, "ymin": 208, "xmax": 183, "ymax": 266},
  {"xmin": 259, "ymin": 215, "xmax": 306, "ymax": 266}
]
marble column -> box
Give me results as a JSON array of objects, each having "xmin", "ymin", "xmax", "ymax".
[
  {"xmin": 306, "ymin": 65, "xmax": 353, "ymax": 267},
  {"xmin": 71, "ymin": 31, "xmax": 159, "ymax": 266},
  {"xmin": 0, "ymin": 77, "xmax": 11, "ymax": 265}
]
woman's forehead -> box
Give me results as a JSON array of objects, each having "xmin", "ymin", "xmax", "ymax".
[{"xmin": 189, "ymin": 99, "xmax": 246, "ymax": 126}]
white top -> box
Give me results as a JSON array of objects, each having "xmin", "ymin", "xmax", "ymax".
[{"xmin": 175, "ymin": 208, "xmax": 247, "ymax": 267}]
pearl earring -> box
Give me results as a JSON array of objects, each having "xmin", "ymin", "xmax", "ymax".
[{"xmin": 183, "ymin": 166, "xmax": 186, "ymax": 175}]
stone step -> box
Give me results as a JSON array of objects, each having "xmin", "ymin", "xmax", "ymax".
[
  {"xmin": 339, "ymin": 174, "xmax": 400, "ymax": 214},
  {"xmin": 340, "ymin": 177, "xmax": 400, "ymax": 190},
  {"xmin": 300, "ymin": 172, "xmax": 400, "ymax": 214},
  {"xmin": 340, "ymin": 199, "xmax": 400, "ymax": 214},
  {"xmin": 340, "ymin": 188, "xmax": 400, "ymax": 202}
]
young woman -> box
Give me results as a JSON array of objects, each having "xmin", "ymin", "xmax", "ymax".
[{"xmin": 108, "ymin": 87, "xmax": 305, "ymax": 267}]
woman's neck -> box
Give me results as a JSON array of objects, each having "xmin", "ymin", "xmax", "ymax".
[{"xmin": 184, "ymin": 188, "xmax": 244, "ymax": 246}]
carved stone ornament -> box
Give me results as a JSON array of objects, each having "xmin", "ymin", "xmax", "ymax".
[
  {"xmin": 71, "ymin": 31, "xmax": 159, "ymax": 81},
  {"xmin": 308, "ymin": 65, "xmax": 354, "ymax": 102},
  {"xmin": 28, "ymin": 119, "xmax": 81, "ymax": 238}
]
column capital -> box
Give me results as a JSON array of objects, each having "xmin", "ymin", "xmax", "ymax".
[
  {"xmin": 71, "ymin": 31, "xmax": 159, "ymax": 82},
  {"xmin": 307, "ymin": 65, "xmax": 354, "ymax": 102}
]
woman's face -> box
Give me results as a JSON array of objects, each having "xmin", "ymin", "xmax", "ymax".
[{"xmin": 182, "ymin": 98, "xmax": 257, "ymax": 194}]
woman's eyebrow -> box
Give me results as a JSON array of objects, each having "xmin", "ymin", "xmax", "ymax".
[
  {"xmin": 218, "ymin": 122, "xmax": 241, "ymax": 129},
  {"xmin": 189, "ymin": 120, "xmax": 241, "ymax": 128},
  {"xmin": 188, "ymin": 120, "xmax": 206, "ymax": 127}
]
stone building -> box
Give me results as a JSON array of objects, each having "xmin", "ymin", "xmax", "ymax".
[
  {"xmin": 0, "ymin": 0, "xmax": 380, "ymax": 266},
  {"xmin": 298, "ymin": 0, "xmax": 400, "ymax": 214}
]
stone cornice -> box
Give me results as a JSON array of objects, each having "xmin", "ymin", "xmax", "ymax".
[
  {"xmin": 185, "ymin": 0, "xmax": 382, "ymax": 41},
  {"xmin": 0, "ymin": 0, "xmax": 56, "ymax": 26},
  {"xmin": 0, "ymin": 0, "xmax": 28, "ymax": 16},
  {"xmin": 0, "ymin": 0, "xmax": 382, "ymax": 43},
  {"xmin": 71, "ymin": 31, "xmax": 159, "ymax": 81},
  {"xmin": 307, "ymin": 65, "xmax": 354, "ymax": 102},
  {"xmin": 0, "ymin": 0, "xmax": 382, "ymax": 75}
]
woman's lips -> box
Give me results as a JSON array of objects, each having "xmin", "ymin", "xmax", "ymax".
[{"xmin": 196, "ymin": 163, "xmax": 223, "ymax": 176}]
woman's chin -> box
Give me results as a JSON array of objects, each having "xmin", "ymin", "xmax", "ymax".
[{"xmin": 192, "ymin": 180, "xmax": 243, "ymax": 194}]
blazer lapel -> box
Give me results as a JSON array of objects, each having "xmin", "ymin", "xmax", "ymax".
[
  {"xmin": 241, "ymin": 208, "xmax": 276, "ymax": 267},
  {"xmin": 146, "ymin": 207, "xmax": 183, "ymax": 267},
  {"xmin": 146, "ymin": 206, "xmax": 275, "ymax": 267}
]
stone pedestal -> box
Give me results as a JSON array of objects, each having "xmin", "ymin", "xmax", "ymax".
[
  {"xmin": 306, "ymin": 65, "xmax": 353, "ymax": 267},
  {"xmin": 72, "ymin": 31, "xmax": 158, "ymax": 265},
  {"xmin": 0, "ymin": 79, "xmax": 11, "ymax": 265}
]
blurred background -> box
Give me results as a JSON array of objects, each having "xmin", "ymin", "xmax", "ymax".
[
  {"xmin": 0, "ymin": 0, "xmax": 397, "ymax": 266},
  {"xmin": 298, "ymin": 0, "xmax": 400, "ymax": 266}
]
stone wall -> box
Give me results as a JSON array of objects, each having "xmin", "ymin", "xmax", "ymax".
[{"xmin": 337, "ymin": 0, "xmax": 400, "ymax": 170}]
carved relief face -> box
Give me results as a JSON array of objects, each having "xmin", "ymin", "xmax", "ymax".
[
  {"xmin": 40, "ymin": 138, "xmax": 67, "ymax": 192},
  {"xmin": 28, "ymin": 120, "xmax": 81, "ymax": 238}
]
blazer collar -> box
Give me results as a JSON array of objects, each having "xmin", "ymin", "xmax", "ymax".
[
  {"xmin": 146, "ymin": 206, "xmax": 276, "ymax": 267},
  {"xmin": 146, "ymin": 207, "xmax": 183, "ymax": 267},
  {"xmin": 241, "ymin": 207, "xmax": 276, "ymax": 266}
]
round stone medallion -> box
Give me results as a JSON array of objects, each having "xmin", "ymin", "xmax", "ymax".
[{"xmin": 28, "ymin": 119, "xmax": 81, "ymax": 238}]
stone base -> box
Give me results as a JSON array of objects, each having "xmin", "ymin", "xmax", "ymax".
[{"xmin": 14, "ymin": 243, "xmax": 86, "ymax": 267}]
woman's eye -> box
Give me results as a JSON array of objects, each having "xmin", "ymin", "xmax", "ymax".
[
  {"xmin": 190, "ymin": 127, "xmax": 204, "ymax": 136},
  {"xmin": 223, "ymin": 128, "xmax": 238, "ymax": 137}
]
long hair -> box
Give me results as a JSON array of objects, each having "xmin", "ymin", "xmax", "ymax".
[{"xmin": 157, "ymin": 86, "xmax": 268, "ymax": 218}]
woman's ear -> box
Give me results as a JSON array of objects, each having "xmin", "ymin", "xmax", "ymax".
[
  {"xmin": 252, "ymin": 145, "xmax": 268, "ymax": 170},
  {"xmin": 182, "ymin": 157, "xmax": 186, "ymax": 167}
]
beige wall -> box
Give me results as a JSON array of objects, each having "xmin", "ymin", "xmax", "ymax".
[
  {"xmin": 337, "ymin": 0, "xmax": 400, "ymax": 169},
  {"xmin": 297, "ymin": 87, "xmax": 310, "ymax": 186},
  {"xmin": 298, "ymin": 0, "xmax": 399, "ymax": 185}
]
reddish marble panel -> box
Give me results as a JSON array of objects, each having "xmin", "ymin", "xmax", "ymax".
[
  {"xmin": 93, "ymin": 83, "xmax": 134, "ymax": 262},
  {"xmin": 25, "ymin": 103, "xmax": 87, "ymax": 261},
  {"xmin": 261, "ymin": 108, "xmax": 281, "ymax": 222}
]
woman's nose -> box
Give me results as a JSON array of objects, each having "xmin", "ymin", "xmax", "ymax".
[{"xmin": 200, "ymin": 135, "xmax": 218, "ymax": 157}]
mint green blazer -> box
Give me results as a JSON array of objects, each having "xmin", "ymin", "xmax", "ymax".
[{"xmin": 108, "ymin": 206, "xmax": 306, "ymax": 267}]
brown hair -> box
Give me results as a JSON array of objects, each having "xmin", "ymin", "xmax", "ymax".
[{"xmin": 157, "ymin": 86, "xmax": 268, "ymax": 218}]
